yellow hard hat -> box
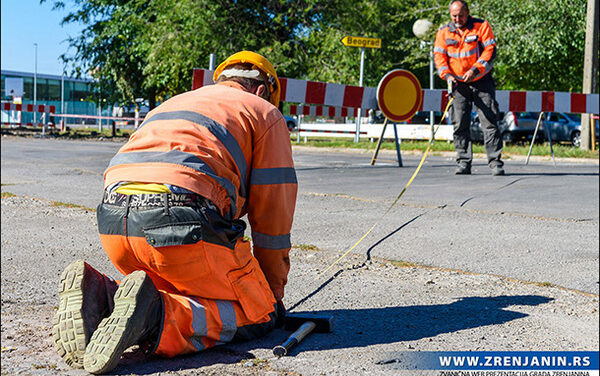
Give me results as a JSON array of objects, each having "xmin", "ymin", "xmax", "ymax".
[{"xmin": 213, "ymin": 51, "xmax": 281, "ymax": 108}]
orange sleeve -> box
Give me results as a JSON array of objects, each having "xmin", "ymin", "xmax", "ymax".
[
  {"xmin": 472, "ymin": 20, "xmax": 497, "ymax": 75},
  {"xmin": 434, "ymin": 28, "xmax": 451, "ymax": 80},
  {"xmin": 247, "ymin": 115, "xmax": 298, "ymax": 300}
]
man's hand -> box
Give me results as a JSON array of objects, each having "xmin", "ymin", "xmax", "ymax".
[
  {"xmin": 446, "ymin": 76, "xmax": 457, "ymax": 98},
  {"xmin": 463, "ymin": 70, "xmax": 475, "ymax": 83}
]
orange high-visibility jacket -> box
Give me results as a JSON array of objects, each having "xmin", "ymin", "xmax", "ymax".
[
  {"xmin": 103, "ymin": 81, "xmax": 298, "ymax": 299},
  {"xmin": 434, "ymin": 16, "xmax": 497, "ymax": 82}
]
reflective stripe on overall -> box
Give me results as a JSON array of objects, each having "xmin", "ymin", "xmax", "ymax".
[
  {"xmin": 433, "ymin": 16, "xmax": 497, "ymax": 82},
  {"xmin": 97, "ymin": 196, "xmax": 278, "ymax": 357}
]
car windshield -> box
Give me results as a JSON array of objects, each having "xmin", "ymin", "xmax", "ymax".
[{"xmin": 565, "ymin": 113, "xmax": 581, "ymax": 122}]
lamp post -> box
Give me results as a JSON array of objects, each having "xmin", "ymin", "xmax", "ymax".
[
  {"xmin": 33, "ymin": 43, "xmax": 38, "ymax": 125},
  {"xmin": 412, "ymin": 19, "xmax": 435, "ymax": 141},
  {"xmin": 355, "ymin": 47, "xmax": 365, "ymax": 143}
]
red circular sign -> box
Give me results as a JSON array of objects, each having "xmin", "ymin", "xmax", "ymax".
[{"xmin": 376, "ymin": 70, "xmax": 423, "ymax": 122}]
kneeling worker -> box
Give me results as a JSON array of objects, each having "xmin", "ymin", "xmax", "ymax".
[{"xmin": 53, "ymin": 51, "xmax": 297, "ymax": 374}]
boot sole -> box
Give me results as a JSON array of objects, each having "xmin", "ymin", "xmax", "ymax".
[
  {"xmin": 52, "ymin": 260, "xmax": 88, "ymax": 368},
  {"xmin": 83, "ymin": 270, "xmax": 152, "ymax": 374}
]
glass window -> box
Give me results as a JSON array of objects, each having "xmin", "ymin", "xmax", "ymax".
[
  {"xmin": 48, "ymin": 79, "xmax": 61, "ymax": 101},
  {"xmin": 73, "ymin": 82, "xmax": 90, "ymax": 101},
  {"xmin": 36, "ymin": 78, "xmax": 49, "ymax": 101},
  {"xmin": 23, "ymin": 77, "xmax": 34, "ymax": 100}
]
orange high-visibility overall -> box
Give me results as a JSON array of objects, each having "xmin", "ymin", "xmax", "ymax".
[
  {"xmin": 97, "ymin": 81, "xmax": 297, "ymax": 357},
  {"xmin": 433, "ymin": 16, "xmax": 497, "ymax": 82}
]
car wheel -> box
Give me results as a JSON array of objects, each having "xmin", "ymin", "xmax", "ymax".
[
  {"xmin": 571, "ymin": 131, "xmax": 581, "ymax": 147},
  {"xmin": 502, "ymin": 131, "xmax": 513, "ymax": 143}
]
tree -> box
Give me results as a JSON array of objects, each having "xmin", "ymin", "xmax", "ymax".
[
  {"xmin": 46, "ymin": 0, "xmax": 154, "ymax": 108},
  {"xmin": 46, "ymin": 0, "xmax": 589, "ymax": 109},
  {"xmin": 476, "ymin": 0, "xmax": 587, "ymax": 91}
]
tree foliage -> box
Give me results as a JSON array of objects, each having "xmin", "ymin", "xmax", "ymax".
[
  {"xmin": 476, "ymin": 0, "xmax": 587, "ymax": 91},
  {"xmin": 45, "ymin": 0, "xmax": 590, "ymax": 108}
]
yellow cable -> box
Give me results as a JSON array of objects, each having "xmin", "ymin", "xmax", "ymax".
[{"xmin": 315, "ymin": 97, "xmax": 454, "ymax": 279}]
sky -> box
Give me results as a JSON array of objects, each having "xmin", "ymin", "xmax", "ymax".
[{"xmin": 1, "ymin": 0, "xmax": 84, "ymax": 76}]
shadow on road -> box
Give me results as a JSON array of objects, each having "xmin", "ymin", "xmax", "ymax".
[
  {"xmin": 286, "ymin": 295, "xmax": 553, "ymax": 354},
  {"xmin": 109, "ymin": 345, "xmax": 256, "ymax": 375},
  {"xmin": 500, "ymin": 172, "xmax": 599, "ymax": 177},
  {"xmin": 110, "ymin": 294, "xmax": 552, "ymax": 374}
]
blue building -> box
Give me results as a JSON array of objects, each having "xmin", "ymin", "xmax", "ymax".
[{"xmin": 1, "ymin": 69, "xmax": 105, "ymax": 125}]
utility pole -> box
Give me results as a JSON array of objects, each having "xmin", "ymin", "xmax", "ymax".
[
  {"xmin": 33, "ymin": 43, "xmax": 38, "ymax": 125},
  {"xmin": 355, "ymin": 47, "xmax": 365, "ymax": 143},
  {"xmin": 580, "ymin": 0, "xmax": 599, "ymax": 150}
]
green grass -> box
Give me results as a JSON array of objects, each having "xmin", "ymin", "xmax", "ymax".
[
  {"xmin": 56, "ymin": 127, "xmax": 134, "ymax": 138},
  {"xmin": 389, "ymin": 260, "xmax": 418, "ymax": 268},
  {"xmin": 292, "ymin": 136, "xmax": 600, "ymax": 159},
  {"xmin": 1, "ymin": 125, "xmax": 134, "ymax": 139},
  {"xmin": 1, "ymin": 192, "xmax": 95, "ymax": 210},
  {"xmin": 50, "ymin": 200, "xmax": 96, "ymax": 211},
  {"xmin": 294, "ymin": 243, "xmax": 321, "ymax": 252}
]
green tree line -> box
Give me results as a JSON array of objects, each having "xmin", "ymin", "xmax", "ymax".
[{"xmin": 44, "ymin": 0, "xmax": 589, "ymax": 109}]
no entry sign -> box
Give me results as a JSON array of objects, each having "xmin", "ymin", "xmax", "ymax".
[{"xmin": 376, "ymin": 69, "xmax": 423, "ymax": 122}]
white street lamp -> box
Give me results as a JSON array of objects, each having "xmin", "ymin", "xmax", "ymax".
[
  {"xmin": 33, "ymin": 43, "xmax": 38, "ymax": 124},
  {"xmin": 412, "ymin": 19, "xmax": 435, "ymax": 141}
]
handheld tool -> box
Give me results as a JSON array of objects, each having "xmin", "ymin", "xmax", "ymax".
[
  {"xmin": 272, "ymin": 313, "xmax": 334, "ymax": 357},
  {"xmin": 447, "ymin": 78, "xmax": 455, "ymax": 97}
]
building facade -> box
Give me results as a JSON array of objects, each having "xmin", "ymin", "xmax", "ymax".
[{"xmin": 1, "ymin": 69, "xmax": 105, "ymax": 125}]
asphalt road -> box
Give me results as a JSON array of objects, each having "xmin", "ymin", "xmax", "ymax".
[
  {"xmin": 1, "ymin": 136, "xmax": 598, "ymax": 375},
  {"xmin": 1, "ymin": 137, "xmax": 598, "ymax": 293}
]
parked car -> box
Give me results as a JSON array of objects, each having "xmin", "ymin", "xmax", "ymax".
[
  {"xmin": 284, "ymin": 115, "xmax": 297, "ymax": 131},
  {"xmin": 408, "ymin": 111, "xmax": 450, "ymax": 125},
  {"xmin": 471, "ymin": 111, "xmax": 545, "ymax": 143},
  {"xmin": 369, "ymin": 109, "xmax": 386, "ymax": 124},
  {"xmin": 543, "ymin": 112, "xmax": 584, "ymax": 147},
  {"xmin": 472, "ymin": 111, "xmax": 599, "ymax": 146},
  {"xmin": 464, "ymin": 112, "xmax": 500, "ymax": 143},
  {"xmin": 498, "ymin": 111, "xmax": 545, "ymax": 143}
]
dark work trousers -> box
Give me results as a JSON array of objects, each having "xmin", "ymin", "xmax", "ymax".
[{"xmin": 451, "ymin": 74, "xmax": 503, "ymax": 168}]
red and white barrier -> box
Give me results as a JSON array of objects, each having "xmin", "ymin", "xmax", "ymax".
[
  {"xmin": 52, "ymin": 113, "xmax": 141, "ymax": 121},
  {"xmin": 2, "ymin": 102, "xmax": 56, "ymax": 113},
  {"xmin": 192, "ymin": 69, "xmax": 377, "ymax": 109},
  {"xmin": 298, "ymin": 128, "xmax": 367, "ymax": 135},
  {"xmin": 289, "ymin": 104, "xmax": 360, "ymax": 117},
  {"xmin": 2, "ymin": 102, "xmax": 57, "ymax": 128},
  {"xmin": 1, "ymin": 102, "xmax": 145, "ymax": 129},
  {"xmin": 192, "ymin": 68, "xmax": 600, "ymax": 115},
  {"xmin": 421, "ymin": 90, "xmax": 599, "ymax": 115}
]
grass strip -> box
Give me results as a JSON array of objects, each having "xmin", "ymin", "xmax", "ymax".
[{"xmin": 292, "ymin": 137, "xmax": 599, "ymax": 159}]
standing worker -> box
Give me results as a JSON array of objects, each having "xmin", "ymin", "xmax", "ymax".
[
  {"xmin": 52, "ymin": 51, "xmax": 297, "ymax": 374},
  {"xmin": 434, "ymin": 0, "xmax": 505, "ymax": 175}
]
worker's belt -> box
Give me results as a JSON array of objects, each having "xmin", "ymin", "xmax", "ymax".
[{"xmin": 102, "ymin": 191, "xmax": 208, "ymax": 208}]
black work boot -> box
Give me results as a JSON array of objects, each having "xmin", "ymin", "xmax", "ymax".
[
  {"xmin": 491, "ymin": 165, "xmax": 505, "ymax": 176},
  {"xmin": 83, "ymin": 270, "xmax": 163, "ymax": 375},
  {"xmin": 53, "ymin": 260, "xmax": 118, "ymax": 369},
  {"xmin": 455, "ymin": 163, "xmax": 471, "ymax": 175}
]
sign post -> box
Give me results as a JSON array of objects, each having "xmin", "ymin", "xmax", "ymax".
[
  {"xmin": 372, "ymin": 69, "xmax": 424, "ymax": 167},
  {"xmin": 341, "ymin": 35, "xmax": 381, "ymax": 143}
]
